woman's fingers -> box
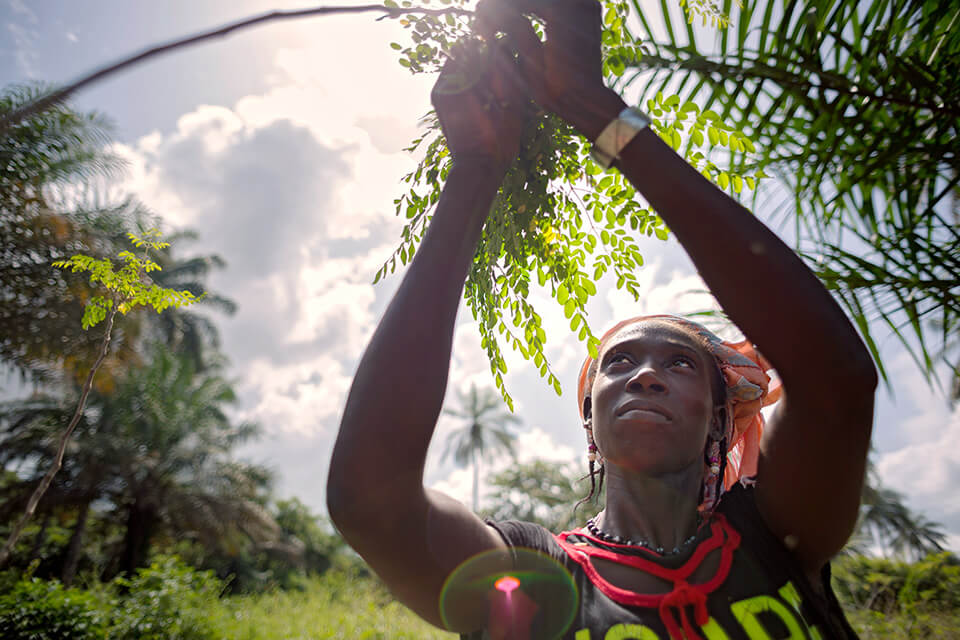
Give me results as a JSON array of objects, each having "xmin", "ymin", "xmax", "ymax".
[{"xmin": 476, "ymin": 0, "xmax": 548, "ymax": 104}]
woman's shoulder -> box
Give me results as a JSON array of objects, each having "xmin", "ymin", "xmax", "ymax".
[{"xmin": 484, "ymin": 519, "xmax": 562, "ymax": 552}]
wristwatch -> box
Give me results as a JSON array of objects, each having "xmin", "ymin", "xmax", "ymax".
[{"xmin": 590, "ymin": 107, "xmax": 652, "ymax": 169}]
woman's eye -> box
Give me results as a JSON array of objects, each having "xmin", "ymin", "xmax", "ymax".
[
  {"xmin": 609, "ymin": 353, "xmax": 631, "ymax": 365},
  {"xmin": 671, "ymin": 357, "xmax": 694, "ymax": 368}
]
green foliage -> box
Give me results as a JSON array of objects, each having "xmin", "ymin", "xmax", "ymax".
[
  {"xmin": 0, "ymin": 576, "xmax": 108, "ymax": 640},
  {"xmin": 677, "ymin": 0, "xmax": 740, "ymax": 28},
  {"xmin": 207, "ymin": 570, "xmax": 457, "ymax": 639},
  {"xmin": 1, "ymin": 565, "xmax": 457, "ymax": 639},
  {"xmin": 833, "ymin": 552, "xmax": 960, "ymax": 614},
  {"xmin": 380, "ymin": 0, "xmax": 763, "ymax": 405},
  {"xmin": 105, "ymin": 556, "xmax": 222, "ymax": 640},
  {"xmin": 0, "ymin": 83, "xmax": 123, "ymax": 378},
  {"xmin": 53, "ymin": 229, "xmax": 203, "ymax": 330},
  {"xmin": 481, "ymin": 458, "xmax": 602, "ymax": 532},
  {"xmin": 0, "ymin": 347, "xmax": 278, "ymax": 579},
  {"xmin": 834, "ymin": 552, "xmax": 960, "ymax": 638}
]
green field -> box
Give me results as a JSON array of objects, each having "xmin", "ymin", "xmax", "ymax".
[{"xmin": 208, "ymin": 571, "xmax": 456, "ymax": 640}]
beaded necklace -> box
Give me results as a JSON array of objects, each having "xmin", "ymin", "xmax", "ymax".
[{"xmin": 585, "ymin": 515, "xmax": 702, "ymax": 556}]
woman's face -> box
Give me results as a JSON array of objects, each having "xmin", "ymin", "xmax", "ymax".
[{"xmin": 588, "ymin": 320, "xmax": 718, "ymax": 477}]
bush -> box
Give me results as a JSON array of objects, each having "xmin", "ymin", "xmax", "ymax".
[
  {"xmin": 833, "ymin": 552, "xmax": 960, "ymax": 613},
  {"xmin": 834, "ymin": 553, "xmax": 960, "ymax": 639},
  {"xmin": 0, "ymin": 576, "xmax": 108, "ymax": 640},
  {"xmin": 106, "ymin": 555, "xmax": 224, "ymax": 640}
]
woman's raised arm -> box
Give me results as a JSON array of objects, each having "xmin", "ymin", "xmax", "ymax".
[
  {"xmin": 326, "ymin": 44, "xmax": 526, "ymax": 629},
  {"xmin": 486, "ymin": 0, "xmax": 877, "ymax": 573}
]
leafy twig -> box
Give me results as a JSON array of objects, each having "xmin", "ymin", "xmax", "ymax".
[{"xmin": 0, "ymin": 230, "xmax": 202, "ymax": 569}]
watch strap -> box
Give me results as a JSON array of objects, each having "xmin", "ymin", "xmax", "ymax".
[{"xmin": 590, "ymin": 107, "xmax": 652, "ymax": 169}]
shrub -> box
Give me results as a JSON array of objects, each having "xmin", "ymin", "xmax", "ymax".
[
  {"xmin": 833, "ymin": 552, "xmax": 960, "ymax": 614},
  {"xmin": 0, "ymin": 576, "xmax": 108, "ymax": 640},
  {"xmin": 106, "ymin": 555, "xmax": 223, "ymax": 640}
]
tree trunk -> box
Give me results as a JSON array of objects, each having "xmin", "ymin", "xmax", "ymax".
[
  {"xmin": 27, "ymin": 511, "xmax": 51, "ymax": 563},
  {"xmin": 472, "ymin": 453, "xmax": 479, "ymax": 513},
  {"xmin": 61, "ymin": 499, "xmax": 91, "ymax": 586},
  {"xmin": 117, "ymin": 501, "xmax": 155, "ymax": 577}
]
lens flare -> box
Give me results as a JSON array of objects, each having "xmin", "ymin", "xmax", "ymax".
[
  {"xmin": 495, "ymin": 575, "xmax": 520, "ymax": 593},
  {"xmin": 439, "ymin": 548, "xmax": 577, "ymax": 639}
]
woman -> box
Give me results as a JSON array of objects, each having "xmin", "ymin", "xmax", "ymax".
[{"xmin": 327, "ymin": 1, "xmax": 877, "ymax": 638}]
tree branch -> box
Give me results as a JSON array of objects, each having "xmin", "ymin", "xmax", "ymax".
[
  {"xmin": 0, "ymin": 3, "xmax": 472, "ymax": 136},
  {"xmin": 0, "ymin": 305, "xmax": 118, "ymax": 569}
]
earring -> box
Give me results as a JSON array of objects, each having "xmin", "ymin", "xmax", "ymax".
[
  {"xmin": 584, "ymin": 420, "xmax": 602, "ymax": 464},
  {"xmin": 706, "ymin": 438, "xmax": 721, "ymax": 476}
]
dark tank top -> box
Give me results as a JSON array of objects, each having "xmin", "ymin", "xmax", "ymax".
[{"xmin": 461, "ymin": 483, "xmax": 858, "ymax": 639}]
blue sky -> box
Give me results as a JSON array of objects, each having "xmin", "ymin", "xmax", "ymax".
[{"xmin": 3, "ymin": 0, "xmax": 958, "ymax": 551}]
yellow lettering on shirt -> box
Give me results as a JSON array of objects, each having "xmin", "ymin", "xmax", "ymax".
[
  {"xmin": 731, "ymin": 595, "xmax": 806, "ymax": 639},
  {"xmin": 604, "ymin": 623, "xmax": 660, "ymax": 639},
  {"xmin": 777, "ymin": 581, "xmax": 823, "ymax": 640},
  {"xmin": 571, "ymin": 580, "xmax": 827, "ymax": 640},
  {"xmin": 700, "ymin": 616, "xmax": 732, "ymax": 640}
]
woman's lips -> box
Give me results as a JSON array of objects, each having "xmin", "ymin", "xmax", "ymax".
[
  {"xmin": 619, "ymin": 408, "xmax": 671, "ymax": 422},
  {"xmin": 616, "ymin": 402, "xmax": 672, "ymax": 422}
]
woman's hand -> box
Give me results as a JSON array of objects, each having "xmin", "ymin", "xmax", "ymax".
[
  {"xmin": 432, "ymin": 40, "xmax": 530, "ymax": 173},
  {"xmin": 476, "ymin": 0, "xmax": 625, "ymax": 140}
]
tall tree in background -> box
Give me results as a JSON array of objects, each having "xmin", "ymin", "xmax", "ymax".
[
  {"xmin": 0, "ymin": 84, "xmax": 236, "ymax": 384},
  {"xmin": 441, "ymin": 384, "xmax": 519, "ymax": 511},
  {"xmin": 625, "ymin": 0, "xmax": 959, "ymax": 393},
  {"xmin": 0, "ymin": 84, "xmax": 123, "ymax": 380},
  {"xmin": 0, "ymin": 347, "xmax": 281, "ymax": 578},
  {"xmin": 482, "ymin": 459, "xmax": 595, "ymax": 532},
  {"xmin": 851, "ymin": 460, "xmax": 947, "ymax": 561}
]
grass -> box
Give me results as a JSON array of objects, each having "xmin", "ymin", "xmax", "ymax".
[
  {"xmin": 208, "ymin": 568, "xmax": 960, "ymax": 640},
  {"xmin": 208, "ymin": 570, "xmax": 458, "ymax": 640}
]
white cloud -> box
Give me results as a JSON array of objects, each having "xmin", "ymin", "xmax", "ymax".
[
  {"xmin": 111, "ymin": 32, "xmax": 431, "ymax": 448},
  {"xmin": 876, "ymin": 365, "xmax": 960, "ymax": 540},
  {"xmin": 604, "ymin": 263, "xmax": 721, "ymax": 332}
]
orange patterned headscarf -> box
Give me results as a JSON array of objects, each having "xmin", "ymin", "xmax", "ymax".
[{"xmin": 576, "ymin": 315, "xmax": 782, "ymax": 510}]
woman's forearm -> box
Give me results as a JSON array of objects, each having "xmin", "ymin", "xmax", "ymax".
[
  {"xmin": 328, "ymin": 161, "xmax": 503, "ymax": 520},
  {"xmin": 578, "ymin": 93, "xmax": 877, "ymax": 390}
]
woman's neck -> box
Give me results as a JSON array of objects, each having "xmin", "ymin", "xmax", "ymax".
[{"xmin": 596, "ymin": 462, "xmax": 702, "ymax": 550}]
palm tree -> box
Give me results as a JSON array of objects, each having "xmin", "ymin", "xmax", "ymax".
[
  {"xmin": 0, "ymin": 391, "xmax": 118, "ymax": 584},
  {"xmin": 0, "ymin": 347, "xmax": 282, "ymax": 578},
  {"xmin": 623, "ymin": 0, "xmax": 959, "ymax": 393},
  {"xmin": 851, "ymin": 461, "xmax": 947, "ymax": 561},
  {"xmin": 97, "ymin": 346, "xmax": 279, "ymax": 576},
  {"xmin": 1, "ymin": 84, "xmax": 236, "ymax": 382},
  {"xmin": 0, "ymin": 83, "xmax": 123, "ymax": 380},
  {"xmin": 441, "ymin": 384, "xmax": 520, "ymax": 511}
]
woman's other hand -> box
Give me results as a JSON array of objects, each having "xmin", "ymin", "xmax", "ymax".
[
  {"xmin": 476, "ymin": 0, "xmax": 625, "ymax": 140},
  {"xmin": 431, "ymin": 39, "xmax": 529, "ymax": 172}
]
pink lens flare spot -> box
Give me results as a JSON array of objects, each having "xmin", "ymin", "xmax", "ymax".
[{"xmin": 495, "ymin": 576, "xmax": 520, "ymax": 594}]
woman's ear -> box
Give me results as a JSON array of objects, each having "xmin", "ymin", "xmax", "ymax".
[
  {"xmin": 709, "ymin": 405, "xmax": 726, "ymax": 439},
  {"xmin": 582, "ymin": 396, "xmax": 593, "ymax": 423}
]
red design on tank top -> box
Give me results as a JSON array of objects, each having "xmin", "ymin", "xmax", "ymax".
[{"xmin": 554, "ymin": 514, "xmax": 741, "ymax": 640}]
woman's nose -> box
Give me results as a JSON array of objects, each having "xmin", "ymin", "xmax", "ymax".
[{"xmin": 627, "ymin": 366, "xmax": 667, "ymax": 393}]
